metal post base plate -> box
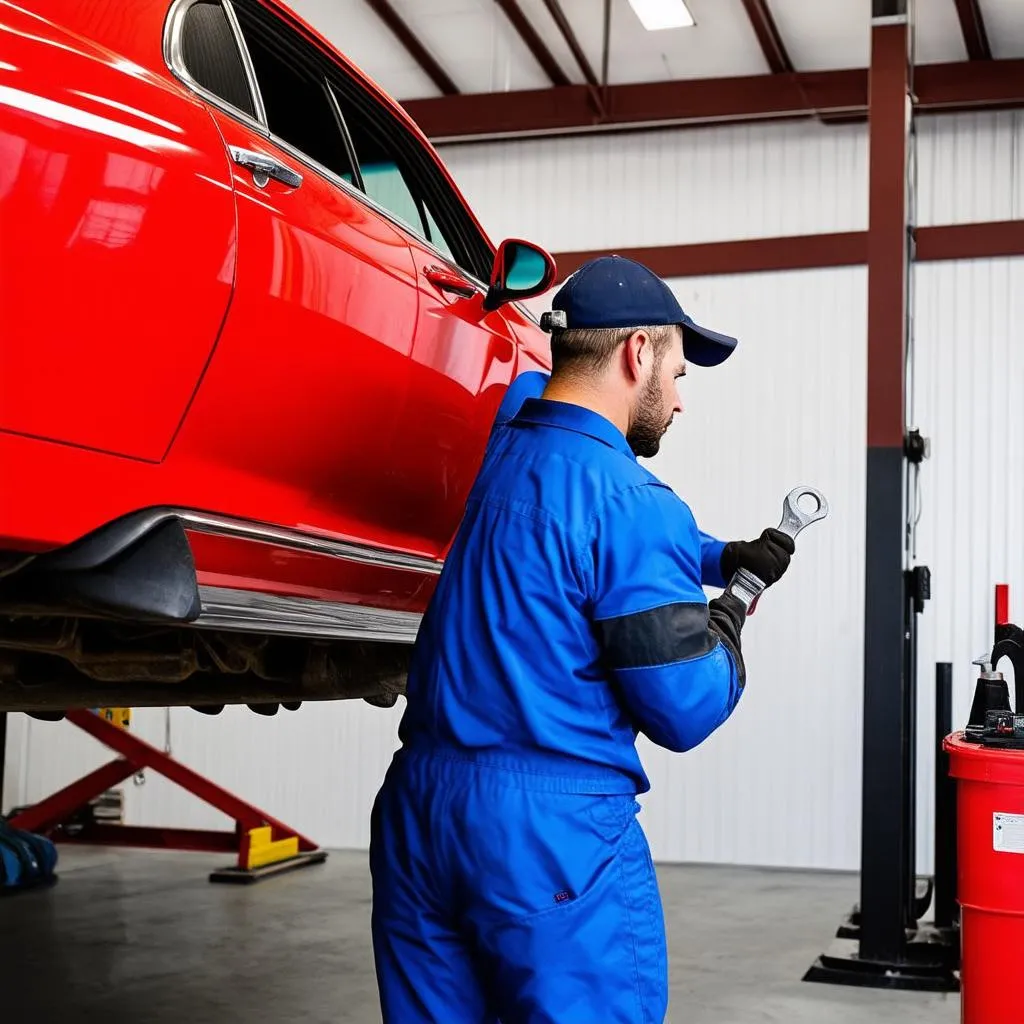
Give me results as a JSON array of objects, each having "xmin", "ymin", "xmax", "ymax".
[
  {"xmin": 804, "ymin": 943, "xmax": 959, "ymax": 992},
  {"xmin": 803, "ymin": 899, "xmax": 960, "ymax": 993}
]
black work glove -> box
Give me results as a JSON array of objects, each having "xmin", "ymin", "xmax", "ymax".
[
  {"xmin": 720, "ymin": 528, "xmax": 796, "ymax": 589},
  {"xmin": 708, "ymin": 591, "xmax": 747, "ymax": 687}
]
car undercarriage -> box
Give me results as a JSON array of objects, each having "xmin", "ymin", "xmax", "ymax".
[{"xmin": 0, "ymin": 615, "xmax": 411, "ymax": 714}]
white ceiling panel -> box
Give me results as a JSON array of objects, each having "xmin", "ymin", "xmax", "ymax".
[
  {"xmin": 913, "ymin": 0, "xmax": 968, "ymax": 65},
  {"xmin": 519, "ymin": 0, "xmax": 771, "ymax": 85},
  {"xmin": 768, "ymin": 0, "xmax": 974, "ymax": 71},
  {"xmin": 511, "ymin": 0, "xmax": 588, "ymax": 86},
  {"xmin": 282, "ymin": 2, "xmax": 1022, "ymax": 106},
  {"xmin": 390, "ymin": 0, "xmax": 554, "ymax": 95},
  {"xmin": 980, "ymin": 0, "xmax": 1024, "ymax": 59},
  {"xmin": 768, "ymin": 0, "xmax": 868, "ymax": 71},
  {"xmin": 283, "ymin": 0, "xmax": 440, "ymax": 99}
]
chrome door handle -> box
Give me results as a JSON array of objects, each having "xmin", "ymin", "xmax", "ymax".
[{"xmin": 229, "ymin": 146, "xmax": 302, "ymax": 189}]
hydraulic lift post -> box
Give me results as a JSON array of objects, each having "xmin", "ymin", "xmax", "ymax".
[
  {"xmin": 803, "ymin": 0, "xmax": 957, "ymax": 991},
  {"xmin": 860, "ymin": 0, "xmax": 915, "ymax": 968}
]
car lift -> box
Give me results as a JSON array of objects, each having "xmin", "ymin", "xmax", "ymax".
[{"xmin": 4, "ymin": 708, "xmax": 326, "ymax": 883}]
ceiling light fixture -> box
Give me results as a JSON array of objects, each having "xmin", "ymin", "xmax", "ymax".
[{"xmin": 627, "ymin": 0, "xmax": 696, "ymax": 31}]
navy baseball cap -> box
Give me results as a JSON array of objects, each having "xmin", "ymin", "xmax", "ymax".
[{"xmin": 546, "ymin": 255, "xmax": 737, "ymax": 367}]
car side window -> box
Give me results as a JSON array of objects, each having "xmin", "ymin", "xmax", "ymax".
[
  {"xmin": 231, "ymin": 2, "xmax": 356, "ymax": 183},
  {"xmin": 337, "ymin": 104, "xmax": 455, "ymax": 262},
  {"xmin": 179, "ymin": 0, "xmax": 256, "ymax": 119},
  {"xmin": 327, "ymin": 80, "xmax": 492, "ymax": 279}
]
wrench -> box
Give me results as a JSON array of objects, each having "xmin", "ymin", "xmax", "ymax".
[{"xmin": 725, "ymin": 486, "xmax": 830, "ymax": 613}]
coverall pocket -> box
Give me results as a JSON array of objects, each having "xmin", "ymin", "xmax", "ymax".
[
  {"xmin": 477, "ymin": 809, "xmax": 668, "ymax": 1023},
  {"xmin": 468, "ymin": 786, "xmax": 667, "ymax": 1019}
]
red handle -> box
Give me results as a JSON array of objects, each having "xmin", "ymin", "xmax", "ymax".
[{"xmin": 424, "ymin": 265, "xmax": 476, "ymax": 299}]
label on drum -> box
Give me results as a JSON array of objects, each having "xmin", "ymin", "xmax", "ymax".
[{"xmin": 993, "ymin": 813, "xmax": 1024, "ymax": 854}]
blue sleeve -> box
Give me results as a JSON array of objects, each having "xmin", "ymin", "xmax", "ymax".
[
  {"xmin": 491, "ymin": 370, "xmax": 549, "ymax": 434},
  {"xmin": 700, "ymin": 531, "xmax": 727, "ymax": 589},
  {"xmin": 587, "ymin": 484, "xmax": 743, "ymax": 753}
]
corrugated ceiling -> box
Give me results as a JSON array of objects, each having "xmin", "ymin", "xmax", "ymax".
[{"xmin": 282, "ymin": 0, "xmax": 1024, "ymax": 101}]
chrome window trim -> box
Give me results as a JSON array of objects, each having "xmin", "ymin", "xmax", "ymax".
[
  {"xmin": 222, "ymin": 0, "xmax": 268, "ymax": 126},
  {"xmin": 323, "ymin": 79, "xmax": 363, "ymax": 190},
  {"xmin": 195, "ymin": 586, "xmax": 422, "ymax": 643},
  {"xmin": 163, "ymin": 0, "xmax": 268, "ymax": 136}
]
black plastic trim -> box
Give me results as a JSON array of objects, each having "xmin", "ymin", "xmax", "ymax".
[{"xmin": 0, "ymin": 518, "xmax": 201, "ymax": 623}]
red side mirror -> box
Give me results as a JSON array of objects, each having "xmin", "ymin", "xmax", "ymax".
[{"xmin": 484, "ymin": 239, "xmax": 557, "ymax": 311}]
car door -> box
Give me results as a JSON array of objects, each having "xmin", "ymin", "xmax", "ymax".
[
  {"xmin": 0, "ymin": 0, "xmax": 236, "ymax": 461},
  {"xmin": 326, "ymin": 76, "xmax": 520, "ymax": 552},
  {"xmin": 164, "ymin": 0, "xmax": 428, "ymax": 557}
]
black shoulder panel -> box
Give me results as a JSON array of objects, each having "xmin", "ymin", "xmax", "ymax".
[{"xmin": 595, "ymin": 601, "xmax": 717, "ymax": 670}]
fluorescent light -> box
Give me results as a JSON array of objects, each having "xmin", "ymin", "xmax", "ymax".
[{"xmin": 627, "ymin": 0, "xmax": 695, "ymax": 31}]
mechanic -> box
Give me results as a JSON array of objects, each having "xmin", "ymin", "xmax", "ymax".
[{"xmin": 369, "ymin": 255, "xmax": 795, "ymax": 1023}]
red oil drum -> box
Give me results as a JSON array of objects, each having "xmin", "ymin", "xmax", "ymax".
[{"xmin": 945, "ymin": 731, "xmax": 1024, "ymax": 1023}]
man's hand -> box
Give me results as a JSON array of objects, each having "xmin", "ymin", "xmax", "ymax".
[{"xmin": 720, "ymin": 528, "xmax": 796, "ymax": 589}]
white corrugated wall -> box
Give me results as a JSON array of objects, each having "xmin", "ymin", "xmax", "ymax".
[{"xmin": 5, "ymin": 112, "xmax": 1023, "ymax": 872}]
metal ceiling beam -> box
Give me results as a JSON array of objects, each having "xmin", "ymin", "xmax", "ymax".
[
  {"xmin": 540, "ymin": 0, "xmax": 605, "ymax": 116},
  {"xmin": 541, "ymin": 0, "xmax": 599, "ymax": 87},
  {"xmin": 952, "ymin": 0, "xmax": 992, "ymax": 60},
  {"xmin": 403, "ymin": 58, "xmax": 1024, "ymax": 141},
  {"xmin": 549, "ymin": 221, "xmax": 1024, "ymax": 281},
  {"xmin": 494, "ymin": 0, "xmax": 570, "ymax": 86},
  {"xmin": 364, "ymin": 0, "xmax": 459, "ymax": 96},
  {"xmin": 739, "ymin": 0, "xmax": 794, "ymax": 74}
]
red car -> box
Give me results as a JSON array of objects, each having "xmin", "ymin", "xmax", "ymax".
[{"xmin": 0, "ymin": 0, "xmax": 556, "ymax": 714}]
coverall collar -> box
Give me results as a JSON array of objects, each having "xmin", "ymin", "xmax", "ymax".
[{"xmin": 513, "ymin": 398, "xmax": 637, "ymax": 461}]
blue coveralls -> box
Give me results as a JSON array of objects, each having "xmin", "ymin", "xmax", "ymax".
[{"xmin": 370, "ymin": 371, "xmax": 744, "ymax": 1023}]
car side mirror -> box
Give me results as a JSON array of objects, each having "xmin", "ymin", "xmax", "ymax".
[{"xmin": 483, "ymin": 239, "xmax": 557, "ymax": 311}]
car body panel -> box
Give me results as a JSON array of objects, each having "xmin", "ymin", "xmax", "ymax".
[
  {"xmin": 0, "ymin": 0, "xmax": 555, "ymax": 710},
  {"xmin": 178, "ymin": 106, "xmax": 446, "ymax": 556},
  {"xmin": 0, "ymin": 0, "xmax": 237, "ymax": 460}
]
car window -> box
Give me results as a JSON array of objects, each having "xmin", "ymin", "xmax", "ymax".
[
  {"xmin": 422, "ymin": 204, "xmax": 455, "ymax": 263},
  {"xmin": 179, "ymin": 0, "xmax": 255, "ymax": 118},
  {"xmin": 359, "ymin": 159, "xmax": 424, "ymax": 238},
  {"xmin": 226, "ymin": 0, "xmax": 489, "ymax": 280},
  {"xmin": 328, "ymin": 79, "xmax": 488, "ymax": 276},
  {"xmin": 339, "ymin": 102, "xmax": 456, "ymax": 263},
  {"xmin": 231, "ymin": 2, "xmax": 355, "ymax": 182}
]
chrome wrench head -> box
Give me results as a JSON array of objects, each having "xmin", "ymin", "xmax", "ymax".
[
  {"xmin": 725, "ymin": 485, "xmax": 830, "ymax": 614},
  {"xmin": 778, "ymin": 486, "xmax": 830, "ymax": 541}
]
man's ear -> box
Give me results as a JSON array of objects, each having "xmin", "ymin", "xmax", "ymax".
[{"xmin": 623, "ymin": 329, "xmax": 650, "ymax": 383}]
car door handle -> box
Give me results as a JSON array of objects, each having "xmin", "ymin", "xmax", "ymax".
[
  {"xmin": 229, "ymin": 146, "xmax": 303, "ymax": 189},
  {"xmin": 423, "ymin": 265, "xmax": 477, "ymax": 299}
]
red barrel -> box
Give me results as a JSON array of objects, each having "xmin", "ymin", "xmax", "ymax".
[{"xmin": 945, "ymin": 731, "xmax": 1024, "ymax": 1023}]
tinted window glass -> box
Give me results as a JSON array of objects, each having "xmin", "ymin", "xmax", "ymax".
[
  {"xmin": 360, "ymin": 159, "xmax": 425, "ymax": 237},
  {"xmin": 180, "ymin": 1, "xmax": 255, "ymax": 118},
  {"xmin": 423, "ymin": 204, "xmax": 455, "ymax": 262},
  {"xmin": 233, "ymin": 6, "xmax": 354, "ymax": 181},
  {"xmin": 342, "ymin": 103, "xmax": 459, "ymax": 261}
]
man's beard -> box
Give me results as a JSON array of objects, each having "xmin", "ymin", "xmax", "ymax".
[{"xmin": 626, "ymin": 370, "xmax": 671, "ymax": 459}]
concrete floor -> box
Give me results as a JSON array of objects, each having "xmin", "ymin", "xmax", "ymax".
[{"xmin": 0, "ymin": 847, "xmax": 958, "ymax": 1023}]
